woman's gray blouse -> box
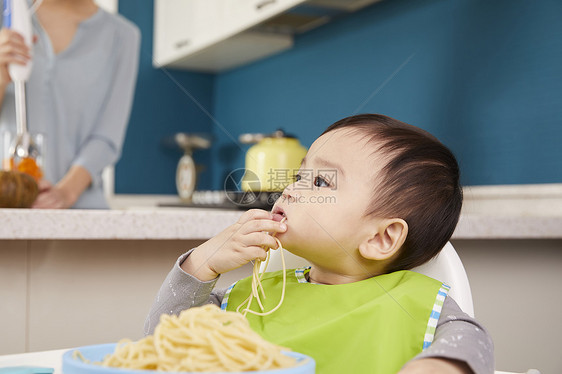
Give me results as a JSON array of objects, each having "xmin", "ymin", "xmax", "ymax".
[{"xmin": 0, "ymin": 7, "xmax": 140, "ymax": 208}]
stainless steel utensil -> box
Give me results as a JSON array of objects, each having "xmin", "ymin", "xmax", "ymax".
[{"xmin": 9, "ymin": 81, "xmax": 39, "ymax": 162}]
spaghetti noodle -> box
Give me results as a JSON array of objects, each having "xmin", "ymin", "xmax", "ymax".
[
  {"xmin": 237, "ymin": 218, "xmax": 288, "ymax": 317},
  {"xmin": 74, "ymin": 304, "xmax": 296, "ymax": 372}
]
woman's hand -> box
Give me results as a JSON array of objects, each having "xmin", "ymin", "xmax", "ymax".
[
  {"xmin": 32, "ymin": 166, "xmax": 92, "ymax": 209},
  {"xmin": 32, "ymin": 179, "xmax": 73, "ymax": 209},
  {"xmin": 182, "ymin": 209, "xmax": 288, "ymax": 281},
  {"xmin": 0, "ymin": 28, "xmax": 31, "ymax": 86},
  {"xmin": 399, "ymin": 358, "xmax": 473, "ymax": 374}
]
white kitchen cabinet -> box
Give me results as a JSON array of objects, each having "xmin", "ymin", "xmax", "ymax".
[
  {"xmin": 153, "ymin": 0, "xmax": 220, "ymax": 68},
  {"xmin": 220, "ymin": 0, "xmax": 308, "ymax": 34},
  {"xmin": 153, "ymin": 0, "xmax": 306, "ymax": 72}
]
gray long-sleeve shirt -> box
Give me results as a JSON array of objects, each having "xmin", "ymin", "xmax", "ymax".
[
  {"xmin": 145, "ymin": 251, "xmax": 494, "ymax": 374},
  {"xmin": 0, "ymin": 6, "xmax": 140, "ymax": 208}
]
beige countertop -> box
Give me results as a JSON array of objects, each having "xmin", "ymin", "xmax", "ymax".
[
  {"xmin": 0, "ymin": 207, "xmax": 243, "ymax": 240},
  {"xmin": 454, "ymin": 214, "xmax": 561, "ymax": 239},
  {"xmin": 1, "ymin": 184, "xmax": 561, "ymax": 240},
  {"xmin": 0, "ymin": 207, "xmax": 560, "ymax": 240}
]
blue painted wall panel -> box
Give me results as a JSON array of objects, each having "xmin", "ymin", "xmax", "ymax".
[
  {"xmin": 116, "ymin": 0, "xmax": 215, "ymax": 194},
  {"xmin": 117, "ymin": 0, "xmax": 562, "ymax": 193},
  {"xmin": 213, "ymin": 0, "xmax": 562, "ymax": 188}
]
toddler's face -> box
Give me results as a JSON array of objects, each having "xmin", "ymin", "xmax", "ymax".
[{"xmin": 272, "ymin": 128, "xmax": 386, "ymax": 272}]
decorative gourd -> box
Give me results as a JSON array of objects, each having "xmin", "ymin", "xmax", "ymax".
[{"xmin": 0, "ymin": 170, "xmax": 39, "ymax": 208}]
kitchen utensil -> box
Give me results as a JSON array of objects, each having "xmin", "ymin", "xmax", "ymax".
[
  {"xmin": 3, "ymin": 0, "xmax": 43, "ymax": 180},
  {"xmin": 239, "ymin": 129, "xmax": 307, "ymax": 192},
  {"xmin": 174, "ymin": 133, "xmax": 211, "ymax": 201}
]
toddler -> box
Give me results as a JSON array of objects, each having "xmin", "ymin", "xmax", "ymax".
[{"xmin": 146, "ymin": 114, "xmax": 494, "ymax": 374}]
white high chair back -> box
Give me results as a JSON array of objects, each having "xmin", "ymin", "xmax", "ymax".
[
  {"xmin": 411, "ymin": 242, "xmax": 474, "ymax": 317},
  {"xmin": 260, "ymin": 242, "xmax": 544, "ymax": 374},
  {"xmin": 260, "ymin": 241, "xmax": 475, "ymax": 317}
]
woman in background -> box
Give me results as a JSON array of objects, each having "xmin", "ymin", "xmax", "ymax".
[{"xmin": 0, "ymin": 0, "xmax": 140, "ymax": 208}]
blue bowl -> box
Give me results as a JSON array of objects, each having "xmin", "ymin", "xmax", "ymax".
[{"xmin": 62, "ymin": 343, "xmax": 315, "ymax": 374}]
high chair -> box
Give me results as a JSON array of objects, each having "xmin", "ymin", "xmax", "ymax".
[
  {"xmin": 259, "ymin": 242, "xmax": 541, "ymax": 374},
  {"xmin": 410, "ymin": 242, "xmax": 474, "ymax": 317}
]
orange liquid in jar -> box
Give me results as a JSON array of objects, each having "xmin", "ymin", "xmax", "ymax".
[{"xmin": 9, "ymin": 157, "xmax": 43, "ymax": 181}]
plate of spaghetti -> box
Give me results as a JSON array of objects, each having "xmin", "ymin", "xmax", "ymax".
[{"xmin": 63, "ymin": 305, "xmax": 314, "ymax": 374}]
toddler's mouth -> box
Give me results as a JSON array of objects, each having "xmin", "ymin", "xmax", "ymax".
[{"xmin": 271, "ymin": 206, "xmax": 286, "ymax": 222}]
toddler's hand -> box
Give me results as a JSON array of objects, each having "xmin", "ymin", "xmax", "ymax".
[{"xmin": 182, "ymin": 209, "xmax": 287, "ymax": 281}]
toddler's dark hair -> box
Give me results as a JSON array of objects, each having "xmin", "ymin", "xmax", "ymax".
[{"xmin": 322, "ymin": 114, "xmax": 463, "ymax": 273}]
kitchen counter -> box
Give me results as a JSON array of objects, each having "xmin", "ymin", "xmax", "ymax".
[
  {"xmin": 0, "ymin": 207, "xmax": 244, "ymax": 240},
  {"xmin": 1, "ymin": 184, "xmax": 562, "ymax": 239},
  {"xmin": 0, "ymin": 207, "xmax": 561, "ymax": 240},
  {"xmin": 455, "ymin": 213, "xmax": 562, "ymax": 239}
]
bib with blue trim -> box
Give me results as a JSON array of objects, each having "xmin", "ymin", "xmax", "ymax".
[{"xmin": 223, "ymin": 269, "xmax": 448, "ymax": 374}]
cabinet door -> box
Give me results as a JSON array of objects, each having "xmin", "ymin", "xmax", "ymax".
[
  {"xmin": 153, "ymin": 0, "xmax": 221, "ymax": 67},
  {"xmin": 222, "ymin": 0, "xmax": 306, "ymax": 36},
  {"xmin": 153, "ymin": 0, "xmax": 306, "ymax": 70}
]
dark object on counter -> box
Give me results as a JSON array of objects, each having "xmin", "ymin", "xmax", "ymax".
[
  {"xmin": 159, "ymin": 191, "xmax": 282, "ymax": 211},
  {"xmin": 0, "ymin": 170, "xmax": 39, "ymax": 208},
  {"xmin": 226, "ymin": 190, "xmax": 282, "ymax": 209}
]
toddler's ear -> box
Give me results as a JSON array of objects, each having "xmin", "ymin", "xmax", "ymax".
[{"xmin": 358, "ymin": 218, "xmax": 408, "ymax": 261}]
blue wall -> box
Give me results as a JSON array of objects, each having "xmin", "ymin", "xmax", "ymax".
[
  {"xmin": 116, "ymin": 0, "xmax": 214, "ymax": 194},
  {"xmin": 213, "ymin": 0, "xmax": 562, "ymax": 188},
  {"xmin": 118, "ymin": 0, "xmax": 562, "ymax": 193}
]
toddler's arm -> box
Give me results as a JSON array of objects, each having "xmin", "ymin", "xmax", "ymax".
[
  {"xmin": 399, "ymin": 358, "xmax": 472, "ymax": 374},
  {"xmin": 144, "ymin": 209, "xmax": 286, "ymax": 334},
  {"xmin": 402, "ymin": 297, "xmax": 494, "ymax": 374},
  {"xmin": 143, "ymin": 249, "xmax": 226, "ymax": 335}
]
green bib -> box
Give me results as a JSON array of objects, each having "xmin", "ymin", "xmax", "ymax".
[{"xmin": 222, "ymin": 269, "xmax": 449, "ymax": 374}]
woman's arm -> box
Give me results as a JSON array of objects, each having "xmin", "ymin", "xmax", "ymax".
[{"xmin": 70, "ymin": 21, "xmax": 141, "ymax": 197}]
